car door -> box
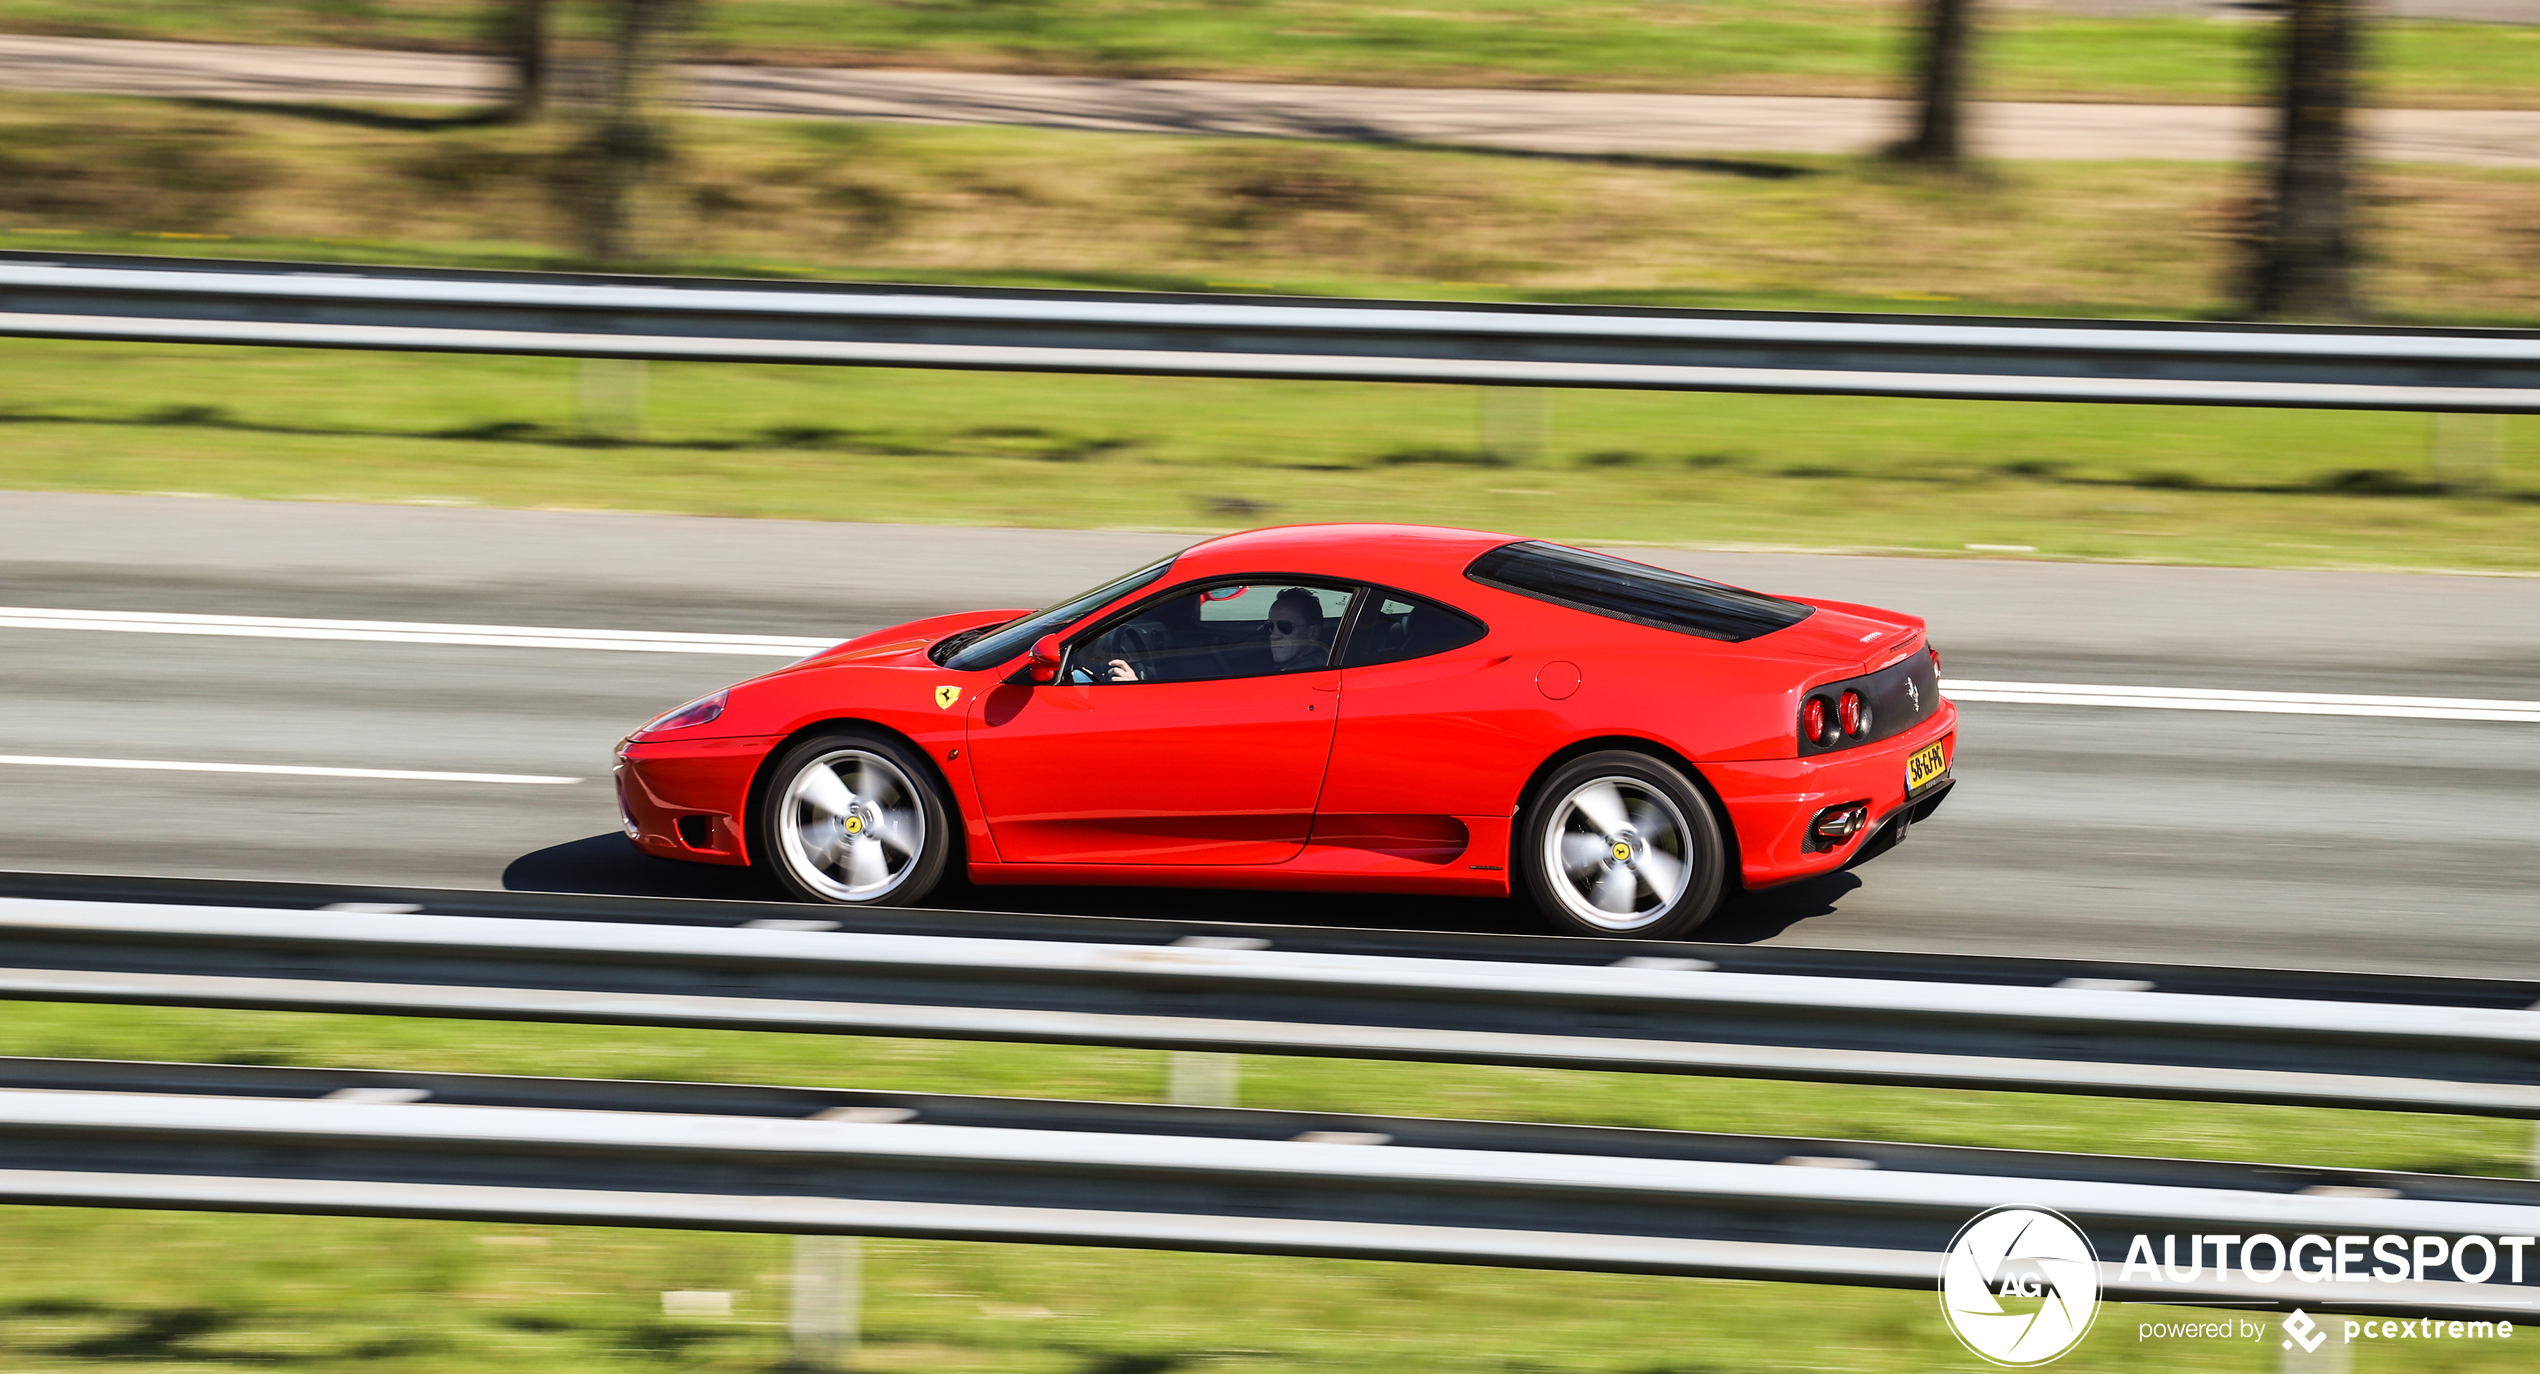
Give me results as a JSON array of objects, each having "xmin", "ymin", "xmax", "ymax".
[
  {"xmin": 1311, "ymin": 588, "xmax": 1509, "ymax": 846},
  {"xmin": 966, "ymin": 580, "xmax": 1358, "ymax": 865}
]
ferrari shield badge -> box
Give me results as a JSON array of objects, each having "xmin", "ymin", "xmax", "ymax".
[{"xmin": 934, "ymin": 685, "xmax": 961, "ymax": 710}]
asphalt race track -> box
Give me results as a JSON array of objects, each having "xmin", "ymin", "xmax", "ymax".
[{"xmin": 3, "ymin": 490, "xmax": 2534, "ymax": 979}]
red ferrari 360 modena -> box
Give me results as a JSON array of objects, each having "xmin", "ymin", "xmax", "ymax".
[{"xmin": 616, "ymin": 524, "xmax": 1954, "ymax": 938}]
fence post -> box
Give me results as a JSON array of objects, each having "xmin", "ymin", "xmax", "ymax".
[
  {"xmin": 788, "ymin": 1234, "xmax": 860, "ymax": 1371},
  {"xmin": 2430, "ymin": 411, "xmax": 2504, "ymax": 492},
  {"xmin": 1480, "ymin": 388, "xmax": 1547, "ymax": 466},
  {"xmin": 578, "ymin": 357, "xmax": 648, "ymax": 439},
  {"xmin": 1168, "ymin": 1052, "xmax": 1239, "ymax": 1107}
]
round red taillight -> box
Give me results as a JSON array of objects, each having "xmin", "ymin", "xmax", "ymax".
[
  {"xmin": 1800, "ymin": 696, "xmax": 1827, "ymax": 745},
  {"xmin": 1839, "ymin": 689, "xmax": 1864, "ymax": 736}
]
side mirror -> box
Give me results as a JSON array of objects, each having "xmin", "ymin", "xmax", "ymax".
[{"xmin": 1025, "ymin": 634, "xmax": 1064, "ymax": 684}]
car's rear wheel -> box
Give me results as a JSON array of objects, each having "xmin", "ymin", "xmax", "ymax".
[
  {"xmin": 756, "ymin": 731, "xmax": 951, "ymax": 906},
  {"xmin": 1518, "ymin": 751, "xmax": 1725, "ymax": 939}
]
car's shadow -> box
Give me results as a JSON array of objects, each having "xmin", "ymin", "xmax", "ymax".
[
  {"xmin": 501, "ymin": 834, "xmax": 782, "ymax": 902},
  {"xmin": 503, "ymin": 833, "xmax": 1863, "ymax": 944},
  {"xmin": 1699, "ymin": 871, "xmax": 1863, "ymax": 944}
]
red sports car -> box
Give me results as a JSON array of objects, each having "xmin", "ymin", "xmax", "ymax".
[{"xmin": 615, "ymin": 524, "xmax": 1954, "ymax": 937}]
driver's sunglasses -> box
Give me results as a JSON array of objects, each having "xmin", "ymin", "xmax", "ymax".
[{"xmin": 1268, "ymin": 618, "xmax": 1302, "ymax": 635}]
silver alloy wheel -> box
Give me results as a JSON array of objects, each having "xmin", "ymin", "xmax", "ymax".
[
  {"xmin": 1540, "ymin": 775, "xmax": 1695, "ymax": 932},
  {"xmin": 774, "ymin": 748, "xmax": 926, "ymax": 903}
]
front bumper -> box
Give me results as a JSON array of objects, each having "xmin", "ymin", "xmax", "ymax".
[
  {"xmin": 1706, "ymin": 702, "xmax": 1956, "ymax": 889},
  {"xmin": 615, "ymin": 734, "xmax": 777, "ymax": 866}
]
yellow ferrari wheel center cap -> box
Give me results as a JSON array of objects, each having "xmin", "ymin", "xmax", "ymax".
[
  {"xmin": 844, "ymin": 815, "xmax": 865, "ymax": 835},
  {"xmin": 1611, "ymin": 841, "xmax": 1632, "ymax": 862}
]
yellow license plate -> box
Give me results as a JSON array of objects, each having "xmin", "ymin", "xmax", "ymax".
[{"xmin": 1905, "ymin": 740, "xmax": 1949, "ymax": 794}]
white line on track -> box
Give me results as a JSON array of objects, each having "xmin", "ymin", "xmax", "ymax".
[
  {"xmin": 0, "ymin": 755, "xmax": 580, "ymax": 785},
  {"xmin": 1941, "ymin": 680, "xmax": 2540, "ymax": 724},
  {"xmin": 0, "ymin": 607, "xmax": 831, "ymax": 656}
]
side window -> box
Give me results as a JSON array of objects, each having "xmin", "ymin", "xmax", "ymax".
[
  {"xmin": 1343, "ymin": 592, "xmax": 1487, "ymax": 668},
  {"xmin": 1071, "ymin": 582, "xmax": 1356, "ymax": 684}
]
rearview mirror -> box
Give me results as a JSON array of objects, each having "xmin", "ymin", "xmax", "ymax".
[{"xmin": 1025, "ymin": 633, "xmax": 1064, "ymax": 684}]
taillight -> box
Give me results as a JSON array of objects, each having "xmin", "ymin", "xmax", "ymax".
[
  {"xmin": 1800, "ymin": 696, "xmax": 1826, "ymax": 745},
  {"xmin": 1839, "ymin": 689, "xmax": 1864, "ymax": 737},
  {"xmin": 1930, "ymin": 646, "xmax": 1941, "ymax": 675}
]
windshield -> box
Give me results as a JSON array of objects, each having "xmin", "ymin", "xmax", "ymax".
[{"xmin": 939, "ymin": 555, "xmax": 1177, "ymax": 671}]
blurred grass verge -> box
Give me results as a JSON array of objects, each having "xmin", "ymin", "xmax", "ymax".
[
  {"xmin": 3, "ymin": 0, "xmax": 2540, "ymax": 107},
  {"xmin": 4, "ymin": 338, "xmax": 2537, "ymax": 572},
  {"xmin": 0, "ymin": 998, "xmax": 2529, "ymax": 1372},
  {"xmin": 1, "ymin": 92, "xmax": 2536, "ymax": 569}
]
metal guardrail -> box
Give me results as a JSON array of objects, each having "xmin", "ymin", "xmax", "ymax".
[
  {"xmin": 3, "ymin": 252, "xmax": 2537, "ymax": 410},
  {"xmin": 3, "ymin": 869, "xmax": 2525, "ymax": 1010},
  {"xmin": 2, "ymin": 1057, "xmax": 2533, "ymax": 1317},
  {"xmin": 4, "ymin": 898, "xmax": 2536, "ymax": 1117}
]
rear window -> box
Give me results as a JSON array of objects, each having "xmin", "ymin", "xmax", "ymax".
[
  {"xmin": 1464, "ymin": 541, "xmax": 1813, "ymax": 643},
  {"xmin": 1344, "ymin": 592, "xmax": 1487, "ymax": 668}
]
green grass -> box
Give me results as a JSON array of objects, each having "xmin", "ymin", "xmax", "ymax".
[
  {"xmin": 0, "ymin": 1000, "xmax": 2530, "ymax": 1372},
  {"xmin": 4, "ymin": 336, "xmax": 2537, "ymax": 573},
  {"xmin": 5, "ymin": 0, "xmax": 2540, "ymax": 107},
  {"xmin": 8, "ymin": 1206, "xmax": 2411, "ymax": 1374}
]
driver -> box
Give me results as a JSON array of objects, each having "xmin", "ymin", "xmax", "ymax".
[
  {"xmin": 1263, "ymin": 586, "xmax": 1332, "ymax": 671},
  {"xmin": 1099, "ymin": 586, "xmax": 1330, "ymax": 680}
]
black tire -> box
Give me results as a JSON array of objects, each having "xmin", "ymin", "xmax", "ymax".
[
  {"xmin": 1516, "ymin": 750, "xmax": 1726, "ymax": 939},
  {"xmin": 753, "ymin": 730, "xmax": 953, "ymax": 906}
]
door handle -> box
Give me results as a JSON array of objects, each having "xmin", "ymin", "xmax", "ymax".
[{"xmin": 1312, "ymin": 682, "xmax": 1342, "ymax": 693}]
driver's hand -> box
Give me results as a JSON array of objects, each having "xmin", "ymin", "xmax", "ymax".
[{"xmin": 1105, "ymin": 659, "xmax": 1139, "ymax": 682}]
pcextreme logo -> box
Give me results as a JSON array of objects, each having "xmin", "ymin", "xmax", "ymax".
[{"xmin": 1939, "ymin": 1207, "xmax": 2103, "ymax": 1366}]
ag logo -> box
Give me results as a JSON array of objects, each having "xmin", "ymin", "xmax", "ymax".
[
  {"xmin": 1939, "ymin": 1207, "xmax": 2101, "ymax": 1366},
  {"xmin": 934, "ymin": 685, "xmax": 961, "ymax": 710}
]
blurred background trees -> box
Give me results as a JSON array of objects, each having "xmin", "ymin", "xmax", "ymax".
[
  {"xmin": 575, "ymin": 0, "xmax": 693, "ymax": 266},
  {"xmin": 488, "ymin": 0, "xmax": 551, "ymax": 124},
  {"xmin": 1892, "ymin": 0, "xmax": 1977, "ymax": 170},
  {"xmin": 2245, "ymin": 0, "xmax": 2363, "ymax": 321}
]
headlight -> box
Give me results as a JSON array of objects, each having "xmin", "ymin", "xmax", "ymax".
[{"xmin": 642, "ymin": 689, "xmax": 727, "ymax": 734}]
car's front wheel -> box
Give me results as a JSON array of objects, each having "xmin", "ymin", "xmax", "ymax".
[
  {"xmin": 755, "ymin": 731, "xmax": 952, "ymax": 906},
  {"xmin": 1518, "ymin": 751, "xmax": 1726, "ymax": 939}
]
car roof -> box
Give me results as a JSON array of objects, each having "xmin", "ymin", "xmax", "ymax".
[{"xmin": 1170, "ymin": 524, "xmax": 1517, "ymax": 589}]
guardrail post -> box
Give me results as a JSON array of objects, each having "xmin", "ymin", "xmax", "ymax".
[
  {"xmin": 578, "ymin": 357, "xmax": 647, "ymax": 440},
  {"xmin": 2431, "ymin": 411, "xmax": 2504, "ymax": 493},
  {"xmin": 1480, "ymin": 387, "xmax": 1547, "ymax": 466},
  {"xmin": 1168, "ymin": 1052, "xmax": 1239, "ymax": 1107},
  {"xmin": 787, "ymin": 1234, "xmax": 859, "ymax": 1371}
]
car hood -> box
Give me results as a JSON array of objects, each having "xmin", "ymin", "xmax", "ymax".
[{"xmin": 766, "ymin": 608, "xmax": 1031, "ymax": 675}]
